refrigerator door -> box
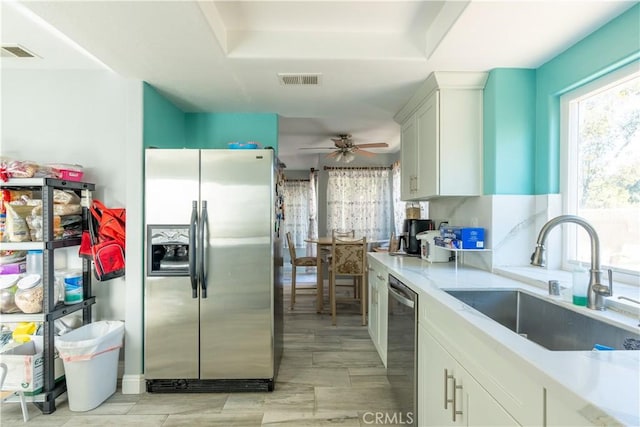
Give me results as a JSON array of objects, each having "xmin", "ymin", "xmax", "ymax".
[
  {"xmin": 199, "ymin": 149, "xmax": 274, "ymax": 379},
  {"xmin": 144, "ymin": 149, "xmax": 200, "ymax": 379}
]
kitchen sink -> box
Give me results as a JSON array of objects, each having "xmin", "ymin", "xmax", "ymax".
[{"xmin": 444, "ymin": 289, "xmax": 640, "ymax": 351}]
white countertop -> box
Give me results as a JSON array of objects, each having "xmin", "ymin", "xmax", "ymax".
[{"xmin": 369, "ymin": 252, "xmax": 640, "ymax": 426}]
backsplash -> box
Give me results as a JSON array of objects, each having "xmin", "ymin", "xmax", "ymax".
[{"xmin": 428, "ymin": 194, "xmax": 562, "ymax": 271}]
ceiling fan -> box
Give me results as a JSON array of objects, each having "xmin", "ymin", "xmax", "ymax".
[{"xmin": 300, "ymin": 134, "xmax": 389, "ymax": 163}]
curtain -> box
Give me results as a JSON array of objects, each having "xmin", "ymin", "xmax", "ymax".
[
  {"xmin": 391, "ymin": 161, "xmax": 429, "ymax": 235},
  {"xmin": 307, "ymin": 169, "xmax": 318, "ymax": 258},
  {"xmin": 283, "ymin": 180, "xmax": 310, "ymax": 249},
  {"xmin": 326, "ymin": 168, "xmax": 392, "ymax": 241},
  {"xmin": 391, "ymin": 162, "xmax": 404, "ymax": 236}
]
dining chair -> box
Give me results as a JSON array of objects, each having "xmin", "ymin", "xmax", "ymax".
[
  {"xmin": 329, "ymin": 236, "xmax": 367, "ymax": 326},
  {"xmin": 322, "ymin": 229, "xmax": 355, "ymax": 258},
  {"xmin": 332, "ymin": 229, "xmax": 355, "ymax": 238},
  {"xmin": 0, "ymin": 362, "xmax": 29, "ymax": 422},
  {"xmin": 286, "ymin": 232, "xmax": 318, "ymax": 309},
  {"xmin": 326, "ymin": 229, "xmax": 357, "ymax": 297}
]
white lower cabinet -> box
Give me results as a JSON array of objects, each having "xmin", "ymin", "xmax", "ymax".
[
  {"xmin": 367, "ymin": 257, "xmax": 388, "ymax": 366},
  {"xmin": 419, "ymin": 324, "xmax": 519, "ymax": 426}
]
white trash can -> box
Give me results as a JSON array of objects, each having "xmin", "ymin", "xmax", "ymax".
[{"xmin": 55, "ymin": 320, "xmax": 124, "ymax": 411}]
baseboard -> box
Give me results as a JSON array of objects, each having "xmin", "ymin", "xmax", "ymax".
[{"xmin": 122, "ymin": 374, "xmax": 146, "ymax": 394}]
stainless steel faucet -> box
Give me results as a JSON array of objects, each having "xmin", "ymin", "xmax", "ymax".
[{"xmin": 531, "ymin": 215, "xmax": 613, "ymax": 310}]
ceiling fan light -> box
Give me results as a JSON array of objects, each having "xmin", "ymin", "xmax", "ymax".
[
  {"xmin": 344, "ymin": 151, "xmax": 355, "ymax": 163},
  {"xmin": 335, "ymin": 152, "xmax": 343, "ymax": 162}
]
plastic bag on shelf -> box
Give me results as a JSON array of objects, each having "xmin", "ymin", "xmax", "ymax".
[
  {"xmin": 53, "ymin": 189, "xmax": 81, "ymax": 205},
  {"xmin": 5, "ymin": 160, "xmax": 38, "ymax": 178},
  {"xmin": 32, "ymin": 203, "xmax": 82, "ymax": 216},
  {"xmin": 0, "ymin": 190, "xmax": 33, "ymax": 214},
  {"xmin": 3, "ymin": 202, "xmax": 33, "ymax": 242}
]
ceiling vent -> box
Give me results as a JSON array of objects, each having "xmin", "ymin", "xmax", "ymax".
[
  {"xmin": 278, "ymin": 73, "xmax": 322, "ymax": 86},
  {"xmin": 1, "ymin": 44, "xmax": 38, "ymax": 58}
]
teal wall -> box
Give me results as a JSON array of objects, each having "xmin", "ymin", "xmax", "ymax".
[
  {"xmin": 142, "ymin": 85, "xmax": 279, "ymax": 151},
  {"xmin": 533, "ymin": 4, "xmax": 640, "ymax": 194},
  {"xmin": 485, "ymin": 4, "xmax": 639, "ymax": 195},
  {"xmin": 483, "ymin": 69, "xmax": 536, "ymax": 194},
  {"xmin": 144, "ymin": 83, "xmax": 278, "ymax": 150},
  {"xmin": 143, "ymin": 83, "xmax": 186, "ymax": 148},
  {"xmin": 185, "ymin": 113, "xmax": 279, "ymax": 152}
]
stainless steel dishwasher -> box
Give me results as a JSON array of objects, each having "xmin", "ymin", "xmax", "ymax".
[{"xmin": 387, "ymin": 274, "xmax": 417, "ymax": 426}]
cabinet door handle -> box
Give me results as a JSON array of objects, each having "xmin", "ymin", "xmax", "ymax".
[
  {"xmin": 452, "ymin": 378, "xmax": 463, "ymax": 422},
  {"xmin": 444, "ymin": 369, "xmax": 454, "ymax": 409}
]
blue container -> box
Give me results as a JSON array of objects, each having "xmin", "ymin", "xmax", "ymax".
[
  {"xmin": 440, "ymin": 227, "xmax": 485, "ymax": 249},
  {"xmin": 64, "ymin": 272, "xmax": 83, "ymax": 305},
  {"xmin": 228, "ymin": 142, "xmax": 258, "ymax": 149}
]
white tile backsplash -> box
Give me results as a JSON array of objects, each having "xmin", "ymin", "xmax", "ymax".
[{"xmin": 428, "ymin": 194, "xmax": 562, "ymax": 271}]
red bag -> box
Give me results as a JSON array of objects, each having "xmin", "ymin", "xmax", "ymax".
[
  {"xmin": 78, "ymin": 199, "xmax": 126, "ymax": 281},
  {"xmin": 90, "ymin": 200, "xmax": 126, "ymax": 249},
  {"xmin": 92, "ymin": 240, "xmax": 125, "ymax": 281},
  {"xmin": 78, "ymin": 231, "xmax": 93, "ymax": 259}
]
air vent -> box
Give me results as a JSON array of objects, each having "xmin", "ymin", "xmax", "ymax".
[
  {"xmin": 278, "ymin": 73, "xmax": 322, "ymax": 86},
  {"xmin": 1, "ymin": 44, "xmax": 38, "ymax": 58}
]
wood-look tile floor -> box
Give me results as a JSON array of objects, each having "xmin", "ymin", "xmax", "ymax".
[{"xmin": 1, "ymin": 272, "xmax": 404, "ymax": 426}]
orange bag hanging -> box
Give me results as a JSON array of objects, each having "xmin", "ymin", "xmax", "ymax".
[
  {"xmin": 78, "ymin": 230, "xmax": 93, "ymax": 258},
  {"xmin": 86, "ymin": 203, "xmax": 125, "ymax": 281},
  {"xmin": 90, "ymin": 200, "xmax": 126, "ymax": 249}
]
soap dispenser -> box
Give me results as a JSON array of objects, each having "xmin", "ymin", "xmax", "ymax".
[{"xmin": 572, "ymin": 263, "xmax": 589, "ymax": 306}]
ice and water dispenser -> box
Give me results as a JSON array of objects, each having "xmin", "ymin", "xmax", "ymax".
[{"xmin": 147, "ymin": 225, "xmax": 190, "ymax": 276}]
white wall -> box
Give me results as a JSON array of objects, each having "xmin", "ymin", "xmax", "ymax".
[{"xmin": 1, "ymin": 69, "xmax": 145, "ymax": 392}]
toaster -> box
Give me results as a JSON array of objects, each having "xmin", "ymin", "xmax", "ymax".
[{"xmin": 417, "ymin": 231, "xmax": 450, "ymax": 263}]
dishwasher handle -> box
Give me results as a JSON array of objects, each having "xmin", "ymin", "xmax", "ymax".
[{"xmin": 389, "ymin": 283, "xmax": 415, "ymax": 308}]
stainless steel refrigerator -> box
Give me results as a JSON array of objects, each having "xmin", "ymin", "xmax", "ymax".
[{"xmin": 144, "ymin": 148, "xmax": 283, "ymax": 392}]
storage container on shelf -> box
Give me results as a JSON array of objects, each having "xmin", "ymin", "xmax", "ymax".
[
  {"xmin": 26, "ymin": 249, "xmax": 43, "ymax": 275},
  {"xmin": 45, "ymin": 163, "xmax": 84, "ymax": 182},
  {"xmin": 63, "ymin": 271, "xmax": 83, "ymax": 305},
  {"xmin": 14, "ymin": 274, "xmax": 44, "ymax": 314},
  {"xmin": 0, "ymin": 274, "xmax": 21, "ymax": 313}
]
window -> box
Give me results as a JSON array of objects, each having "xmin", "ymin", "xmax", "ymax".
[
  {"xmin": 326, "ymin": 168, "xmax": 392, "ymax": 241},
  {"xmin": 561, "ymin": 63, "xmax": 640, "ymax": 279},
  {"xmin": 283, "ymin": 179, "xmax": 314, "ymax": 249},
  {"xmin": 391, "ymin": 162, "xmax": 428, "ymax": 235}
]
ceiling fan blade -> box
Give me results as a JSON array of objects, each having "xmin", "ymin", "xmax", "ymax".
[
  {"xmin": 354, "ymin": 148, "xmax": 376, "ymax": 157},
  {"xmin": 299, "ymin": 147, "xmax": 336, "ymax": 150},
  {"xmin": 354, "ymin": 142, "xmax": 388, "ymax": 149},
  {"xmin": 326, "ymin": 151, "xmax": 339, "ymax": 158}
]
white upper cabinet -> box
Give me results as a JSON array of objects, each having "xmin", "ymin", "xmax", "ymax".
[
  {"xmin": 395, "ymin": 72, "xmax": 488, "ymax": 200},
  {"xmin": 400, "ymin": 113, "xmax": 417, "ymax": 200}
]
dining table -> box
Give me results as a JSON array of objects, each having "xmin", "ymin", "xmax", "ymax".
[{"xmin": 304, "ymin": 236, "xmax": 364, "ymax": 313}]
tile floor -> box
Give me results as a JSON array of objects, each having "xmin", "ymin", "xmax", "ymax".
[{"xmin": 1, "ymin": 272, "xmax": 404, "ymax": 426}]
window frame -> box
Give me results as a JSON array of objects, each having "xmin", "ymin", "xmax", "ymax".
[{"xmin": 560, "ymin": 61, "xmax": 640, "ymax": 283}]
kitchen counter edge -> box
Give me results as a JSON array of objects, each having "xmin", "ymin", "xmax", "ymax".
[{"xmin": 368, "ymin": 252, "xmax": 640, "ymax": 426}]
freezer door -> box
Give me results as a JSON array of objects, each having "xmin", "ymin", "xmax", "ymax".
[
  {"xmin": 144, "ymin": 149, "xmax": 200, "ymax": 379},
  {"xmin": 199, "ymin": 149, "xmax": 274, "ymax": 379}
]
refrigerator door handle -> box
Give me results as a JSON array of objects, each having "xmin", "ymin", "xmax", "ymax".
[
  {"xmin": 199, "ymin": 200, "xmax": 209, "ymax": 298},
  {"xmin": 189, "ymin": 201, "xmax": 198, "ymax": 299}
]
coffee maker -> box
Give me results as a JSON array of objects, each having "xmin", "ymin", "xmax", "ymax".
[{"xmin": 399, "ymin": 219, "xmax": 435, "ymax": 255}]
